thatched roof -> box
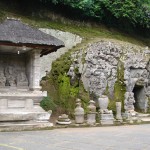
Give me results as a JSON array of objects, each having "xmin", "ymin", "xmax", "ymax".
[{"xmin": 0, "ymin": 18, "xmax": 65, "ymax": 56}]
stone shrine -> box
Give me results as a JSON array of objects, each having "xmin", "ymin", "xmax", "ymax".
[{"xmin": 0, "ymin": 18, "xmax": 64, "ymax": 129}]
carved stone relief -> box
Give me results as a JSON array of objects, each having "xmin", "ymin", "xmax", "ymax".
[
  {"xmin": 0, "ymin": 55, "xmax": 28, "ymax": 87},
  {"xmin": 69, "ymin": 41, "xmax": 149, "ymax": 113}
]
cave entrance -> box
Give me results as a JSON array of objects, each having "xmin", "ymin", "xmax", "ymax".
[{"xmin": 133, "ymin": 85, "xmax": 145, "ymax": 112}]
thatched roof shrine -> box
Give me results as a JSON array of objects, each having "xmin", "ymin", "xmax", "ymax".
[{"xmin": 0, "ymin": 18, "xmax": 65, "ymax": 56}]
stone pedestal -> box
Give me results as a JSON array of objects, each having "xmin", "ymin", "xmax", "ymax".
[
  {"xmin": 100, "ymin": 114, "xmax": 114, "ymax": 125},
  {"xmin": 98, "ymin": 95, "xmax": 114, "ymax": 125},
  {"xmin": 56, "ymin": 114, "xmax": 71, "ymax": 125},
  {"xmin": 87, "ymin": 100, "xmax": 96, "ymax": 125},
  {"xmin": 87, "ymin": 113, "xmax": 96, "ymax": 125},
  {"xmin": 74, "ymin": 99, "xmax": 84, "ymax": 124},
  {"xmin": 0, "ymin": 90, "xmax": 52, "ymax": 125}
]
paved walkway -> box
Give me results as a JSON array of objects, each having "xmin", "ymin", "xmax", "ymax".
[{"xmin": 0, "ymin": 124, "xmax": 150, "ymax": 150}]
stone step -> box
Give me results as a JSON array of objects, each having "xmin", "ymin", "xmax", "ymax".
[
  {"xmin": 140, "ymin": 117, "xmax": 150, "ymax": 122},
  {"xmin": 0, "ymin": 121, "xmax": 53, "ymax": 132},
  {"xmin": 138, "ymin": 113, "xmax": 150, "ymax": 122},
  {"xmin": 138, "ymin": 113, "xmax": 150, "ymax": 118}
]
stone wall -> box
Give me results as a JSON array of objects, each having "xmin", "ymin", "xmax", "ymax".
[{"xmin": 39, "ymin": 28, "xmax": 82, "ymax": 78}]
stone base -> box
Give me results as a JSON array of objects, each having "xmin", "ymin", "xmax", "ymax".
[
  {"xmin": 0, "ymin": 108, "xmax": 51, "ymax": 122},
  {"xmin": 75, "ymin": 115, "xmax": 84, "ymax": 124},
  {"xmin": 87, "ymin": 113, "xmax": 96, "ymax": 125},
  {"xmin": 100, "ymin": 114, "xmax": 114, "ymax": 125},
  {"xmin": 0, "ymin": 89, "xmax": 52, "ymax": 130},
  {"xmin": 122, "ymin": 112, "xmax": 142, "ymax": 123},
  {"xmin": 56, "ymin": 120, "xmax": 71, "ymax": 125},
  {"xmin": 0, "ymin": 121, "xmax": 53, "ymax": 132}
]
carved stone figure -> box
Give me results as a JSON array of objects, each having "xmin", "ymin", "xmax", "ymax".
[
  {"xmin": 0, "ymin": 71, "xmax": 6, "ymax": 87},
  {"xmin": 124, "ymin": 92, "xmax": 135, "ymax": 112},
  {"xmin": 5, "ymin": 65, "xmax": 16, "ymax": 87},
  {"xmin": 67, "ymin": 64, "xmax": 76, "ymax": 85},
  {"xmin": 17, "ymin": 71, "xmax": 28, "ymax": 86}
]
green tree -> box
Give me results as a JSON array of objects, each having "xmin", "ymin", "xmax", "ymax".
[{"xmin": 40, "ymin": 0, "xmax": 150, "ymax": 28}]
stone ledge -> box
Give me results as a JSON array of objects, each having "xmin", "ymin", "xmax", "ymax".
[{"xmin": 0, "ymin": 122, "xmax": 53, "ymax": 132}]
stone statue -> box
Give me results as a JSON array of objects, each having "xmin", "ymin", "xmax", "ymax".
[
  {"xmin": 17, "ymin": 71, "xmax": 28, "ymax": 87},
  {"xmin": 0, "ymin": 71, "xmax": 6, "ymax": 87},
  {"xmin": 67, "ymin": 64, "xmax": 76, "ymax": 85},
  {"xmin": 5, "ymin": 66, "xmax": 16, "ymax": 86}
]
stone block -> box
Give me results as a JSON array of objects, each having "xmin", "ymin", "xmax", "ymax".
[
  {"xmin": 100, "ymin": 114, "xmax": 114, "ymax": 125},
  {"xmin": 8, "ymin": 100, "xmax": 25, "ymax": 108}
]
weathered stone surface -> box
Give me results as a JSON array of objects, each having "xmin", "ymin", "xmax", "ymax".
[
  {"xmin": 116, "ymin": 102, "xmax": 123, "ymax": 121},
  {"xmin": 68, "ymin": 40, "xmax": 150, "ymax": 115},
  {"xmin": 0, "ymin": 50, "xmax": 52, "ymax": 126},
  {"xmin": 39, "ymin": 28, "xmax": 82, "ymax": 78},
  {"xmin": 56, "ymin": 114, "xmax": 71, "ymax": 125},
  {"xmin": 0, "ymin": 55, "xmax": 28, "ymax": 88}
]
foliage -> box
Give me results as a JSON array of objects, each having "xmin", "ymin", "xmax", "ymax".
[
  {"xmin": 42, "ymin": 50, "xmax": 89, "ymax": 117},
  {"xmin": 40, "ymin": 0, "xmax": 150, "ymax": 28},
  {"xmin": 40, "ymin": 96, "xmax": 57, "ymax": 111}
]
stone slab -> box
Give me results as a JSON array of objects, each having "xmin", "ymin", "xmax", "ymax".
[{"xmin": 0, "ymin": 111, "xmax": 51, "ymax": 122}]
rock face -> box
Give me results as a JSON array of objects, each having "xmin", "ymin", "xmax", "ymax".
[
  {"xmin": 39, "ymin": 28, "xmax": 82, "ymax": 78},
  {"xmin": 82, "ymin": 41, "xmax": 121, "ymax": 97},
  {"xmin": 69, "ymin": 40, "xmax": 150, "ymax": 113}
]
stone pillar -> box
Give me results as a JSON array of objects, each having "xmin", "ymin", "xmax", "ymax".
[
  {"xmin": 30, "ymin": 50, "xmax": 41, "ymax": 91},
  {"xmin": 116, "ymin": 102, "xmax": 122, "ymax": 122}
]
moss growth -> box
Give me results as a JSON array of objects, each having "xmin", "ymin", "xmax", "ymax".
[
  {"xmin": 108, "ymin": 61, "xmax": 126, "ymax": 114},
  {"xmin": 41, "ymin": 49, "xmax": 89, "ymax": 117}
]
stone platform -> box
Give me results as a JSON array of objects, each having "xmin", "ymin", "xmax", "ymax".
[
  {"xmin": 0, "ymin": 89, "xmax": 52, "ymax": 129},
  {"xmin": 0, "ymin": 121, "xmax": 53, "ymax": 132}
]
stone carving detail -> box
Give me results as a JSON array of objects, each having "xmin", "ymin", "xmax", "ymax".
[
  {"xmin": 84, "ymin": 41, "xmax": 121, "ymax": 97},
  {"xmin": 68, "ymin": 41, "xmax": 149, "ymax": 115},
  {"xmin": 0, "ymin": 69, "xmax": 6, "ymax": 87},
  {"xmin": 124, "ymin": 92, "xmax": 135, "ymax": 112},
  {"xmin": 5, "ymin": 65, "xmax": 17, "ymax": 86},
  {"xmin": 0, "ymin": 55, "xmax": 28, "ymax": 87},
  {"xmin": 17, "ymin": 71, "xmax": 28, "ymax": 86},
  {"xmin": 124, "ymin": 52, "xmax": 149, "ymax": 113}
]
